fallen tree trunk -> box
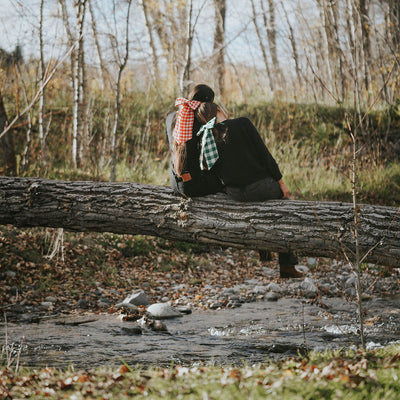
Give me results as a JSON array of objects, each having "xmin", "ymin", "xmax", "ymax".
[{"xmin": 0, "ymin": 176, "xmax": 399, "ymax": 267}]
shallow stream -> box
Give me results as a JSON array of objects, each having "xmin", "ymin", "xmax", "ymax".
[{"xmin": 2, "ymin": 296, "xmax": 400, "ymax": 368}]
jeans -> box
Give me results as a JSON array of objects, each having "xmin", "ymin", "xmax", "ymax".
[
  {"xmin": 226, "ymin": 177, "xmax": 298, "ymax": 267},
  {"xmin": 226, "ymin": 177, "xmax": 282, "ymax": 202}
]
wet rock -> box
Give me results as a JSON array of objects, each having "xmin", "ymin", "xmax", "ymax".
[
  {"xmin": 147, "ymin": 303, "xmax": 182, "ymax": 319},
  {"xmin": 123, "ymin": 290, "xmax": 150, "ymax": 306},
  {"xmin": 120, "ymin": 325, "xmax": 143, "ymax": 335},
  {"xmin": 176, "ymin": 306, "xmax": 192, "ymax": 315},
  {"xmin": 209, "ymin": 301, "xmax": 223, "ymax": 310},
  {"xmin": 151, "ymin": 320, "xmax": 168, "ymax": 332},
  {"xmin": 137, "ymin": 316, "xmax": 168, "ymax": 332}
]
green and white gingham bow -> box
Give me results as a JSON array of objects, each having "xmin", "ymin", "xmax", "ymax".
[{"xmin": 196, "ymin": 117, "xmax": 219, "ymax": 170}]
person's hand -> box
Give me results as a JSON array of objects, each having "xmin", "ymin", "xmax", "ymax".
[{"xmin": 278, "ymin": 179, "xmax": 290, "ymax": 199}]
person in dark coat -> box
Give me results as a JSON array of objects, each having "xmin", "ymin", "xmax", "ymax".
[{"xmin": 194, "ymin": 102, "xmax": 301, "ymax": 278}]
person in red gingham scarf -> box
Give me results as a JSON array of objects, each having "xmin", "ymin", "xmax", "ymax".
[
  {"xmin": 165, "ymin": 84, "xmax": 224, "ymax": 198},
  {"xmin": 173, "ymin": 98, "xmax": 202, "ymax": 144}
]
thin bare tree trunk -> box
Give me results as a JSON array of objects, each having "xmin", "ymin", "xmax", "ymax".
[
  {"xmin": 261, "ymin": 0, "xmax": 282, "ymax": 87},
  {"xmin": 213, "ymin": 0, "xmax": 226, "ymax": 96},
  {"xmin": 88, "ymin": 0, "xmax": 108, "ymax": 90},
  {"xmin": 359, "ymin": 0, "xmax": 372, "ymax": 92},
  {"xmin": 142, "ymin": 0, "xmax": 160, "ymax": 87},
  {"xmin": 280, "ymin": 1, "xmax": 302, "ymax": 90},
  {"xmin": 110, "ymin": 0, "xmax": 132, "ymax": 182},
  {"xmin": 250, "ymin": 0, "xmax": 274, "ymax": 93},
  {"xmin": 38, "ymin": 0, "xmax": 48, "ymax": 165},
  {"xmin": 72, "ymin": 0, "xmax": 87, "ymax": 169},
  {"xmin": 180, "ymin": 0, "xmax": 193, "ymax": 96}
]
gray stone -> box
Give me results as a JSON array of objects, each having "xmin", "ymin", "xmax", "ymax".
[
  {"xmin": 45, "ymin": 296, "xmax": 57, "ymax": 303},
  {"xmin": 5, "ymin": 270, "xmax": 16, "ymax": 278},
  {"xmin": 176, "ymin": 306, "xmax": 192, "ymax": 315},
  {"xmin": 120, "ymin": 325, "xmax": 142, "ymax": 335},
  {"xmin": 245, "ymin": 279, "xmax": 261, "ymax": 285},
  {"xmin": 301, "ymin": 278, "xmax": 317, "ymax": 294},
  {"xmin": 266, "ymin": 282, "xmax": 282, "ymax": 292},
  {"xmin": 345, "ymin": 287, "xmax": 356, "ymax": 297},
  {"xmin": 123, "ymin": 290, "xmax": 150, "ymax": 306},
  {"xmin": 266, "ymin": 292, "xmax": 280, "ymax": 301},
  {"xmin": 295, "ymin": 265, "xmax": 310, "ymax": 274},
  {"xmin": 209, "ymin": 301, "xmax": 223, "ymax": 310},
  {"xmin": 345, "ymin": 275, "xmax": 357, "ymax": 288},
  {"xmin": 40, "ymin": 301, "xmax": 54, "ymax": 310},
  {"xmin": 261, "ymin": 267, "xmax": 275, "ymax": 277},
  {"xmin": 146, "ymin": 303, "xmax": 182, "ymax": 319},
  {"xmin": 307, "ymin": 257, "xmax": 317, "ymax": 267},
  {"xmin": 98, "ymin": 298, "xmax": 111, "ymax": 307},
  {"xmin": 252, "ymin": 286, "xmax": 268, "ymax": 294}
]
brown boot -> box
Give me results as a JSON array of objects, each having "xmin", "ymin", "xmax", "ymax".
[{"xmin": 280, "ymin": 265, "xmax": 303, "ymax": 279}]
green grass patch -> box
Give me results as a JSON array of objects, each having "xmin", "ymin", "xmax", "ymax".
[{"xmin": 2, "ymin": 345, "xmax": 400, "ymax": 399}]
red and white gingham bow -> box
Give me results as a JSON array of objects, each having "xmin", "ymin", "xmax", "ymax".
[{"xmin": 173, "ymin": 98, "xmax": 202, "ymax": 144}]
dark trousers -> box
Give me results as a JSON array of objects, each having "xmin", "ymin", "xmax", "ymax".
[{"xmin": 226, "ymin": 177, "xmax": 298, "ymax": 267}]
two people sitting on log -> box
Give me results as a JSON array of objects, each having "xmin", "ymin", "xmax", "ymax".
[{"xmin": 166, "ymin": 84, "xmax": 301, "ymax": 279}]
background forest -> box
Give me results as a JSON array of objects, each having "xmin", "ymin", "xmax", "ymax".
[{"xmin": 0, "ymin": 0, "xmax": 399, "ymax": 205}]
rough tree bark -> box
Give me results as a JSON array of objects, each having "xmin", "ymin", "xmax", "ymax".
[{"xmin": 0, "ymin": 177, "xmax": 399, "ymax": 267}]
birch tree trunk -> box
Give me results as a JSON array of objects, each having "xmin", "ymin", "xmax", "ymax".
[
  {"xmin": 213, "ymin": 0, "xmax": 226, "ymax": 96},
  {"xmin": 0, "ymin": 177, "xmax": 399, "ymax": 268},
  {"xmin": 72, "ymin": 0, "xmax": 87, "ymax": 169},
  {"xmin": 38, "ymin": 0, "xmax": 48, "ymax": 165}
]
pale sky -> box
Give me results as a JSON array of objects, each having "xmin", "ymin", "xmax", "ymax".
[{"xmin": 0, "ymin": 0, "xmax": 312, "ymax": 71}]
